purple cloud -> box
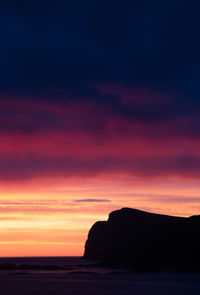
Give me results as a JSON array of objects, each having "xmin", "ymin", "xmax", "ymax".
[{"xmin": 74, "ymin": 199, "xmax": 111, "ymax": 203}]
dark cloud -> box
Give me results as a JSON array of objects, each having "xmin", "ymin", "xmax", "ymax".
[
  {"xmin": 0, "ymin": 154, "xmax": 200, "ymax": 180},
  {"xmin": 74, "ymin": 199, "xmax": 111, "ymax": 203},
  {"xmin": 0, "ymin": 1, "xmax": 199, "ymax": 181},
  {"xmin": 0, "ymin": 0, "xmax": 199, "ymax": 97}
]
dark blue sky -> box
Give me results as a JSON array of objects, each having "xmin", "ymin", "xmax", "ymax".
[
  {"xmin": 0, "ymin": 0, "xmax": 200, "ymax": 180},
  {"xmin": 0, "ymin": 1, "xmax": 199, "ymax": 96}
]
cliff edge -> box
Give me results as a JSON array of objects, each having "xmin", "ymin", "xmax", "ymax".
[{"xmin": 84, "ymin": 208, "xmax": 200, "ymax": 272}]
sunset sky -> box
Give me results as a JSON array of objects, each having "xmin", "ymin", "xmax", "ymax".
[{"xmin": 0, "ymin": 1, "xmax": 200, "ymax": 256}]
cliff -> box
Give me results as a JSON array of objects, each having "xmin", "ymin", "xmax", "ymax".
[{"xmin": 84, "ymin": 208, "xmax": 200, "ymax": 272}]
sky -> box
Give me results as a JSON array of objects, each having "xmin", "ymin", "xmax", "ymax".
[{"xmin": 0, "ymin": 0, "xmax": 200, "ymax": 256}]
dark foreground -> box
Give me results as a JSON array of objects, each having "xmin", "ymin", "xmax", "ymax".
[
  {"xmin": 1, "ymin": 272, "xmax": 200, "ymax": 295},
  {"xmin": 0, "ymin": 257, "xmax": 200, "ymax": 294}
]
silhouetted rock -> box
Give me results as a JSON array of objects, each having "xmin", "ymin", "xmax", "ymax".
[
  {"xmin": 84, "ymin": 208, "xmax": 200, "ymax": 272},
  {"xmin": 0, "ymin": 263, "xmax": 65, "ymax": 271},
  {"xmin": 19, "ymin": 264, "xmax": 65, "ymax": 270},
  {"xmin": 0, "ymin": 263, "xmax": 18, "ymax": 270}
]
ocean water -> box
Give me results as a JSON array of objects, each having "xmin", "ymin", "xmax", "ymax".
[
  {"xmin": 0, "ymin": 257, "xmax": 200, "ymax": 294},
  {"xmin": 0, "ymin": 256, "xmax": 112, "ymax": 274},
  {"xmin": 0, "ymin": 256, "xmax": 115, "ymax": 274}
]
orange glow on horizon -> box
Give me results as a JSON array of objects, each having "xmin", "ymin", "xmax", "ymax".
[{"xmin": 0, "ymin": 175, "xmax": 200, "ymax": 257}]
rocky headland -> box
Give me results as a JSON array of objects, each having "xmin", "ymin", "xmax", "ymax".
[{"xmin": 84, "ymin": 208, "xmax": 200, "ymax": 272}]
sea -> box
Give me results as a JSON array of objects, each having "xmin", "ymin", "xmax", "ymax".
[
  {"xmin": 0, "ymin": 256, "xmax": 200, "ymax": 295},
  {"xmin": 0, "ymin": 256, "xmax": 113, "ymax": 274}
]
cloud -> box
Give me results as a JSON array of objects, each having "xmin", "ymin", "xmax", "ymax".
[
  {"xmin": 0, "ymin": 153, "xmax": 200, "ymax": 181},
  {"xmin": 0, "ymin": 1, "xmax": 199, "ymax": 183},
  {"xmin": 74, "ymin": 199, "xmax": 111, "ymax": 203},
  {"xmin": 0, "ymin": 0, "xmax": 198, "ymax": 98}
]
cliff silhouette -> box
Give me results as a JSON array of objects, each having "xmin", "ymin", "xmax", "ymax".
[{"xmin": 84, "ymin": 208, "xmax": 200, "ymax": 272}]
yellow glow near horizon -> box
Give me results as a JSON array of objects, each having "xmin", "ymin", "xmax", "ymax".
[{"xmin": 0, "ymin": 175, "xmax": 200, "ymax": 257}]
